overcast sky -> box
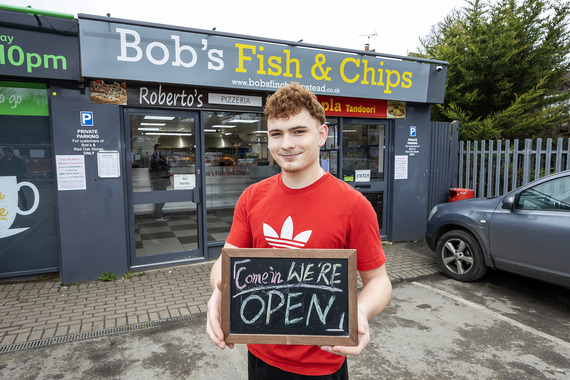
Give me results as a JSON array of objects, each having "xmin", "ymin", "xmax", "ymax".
[{"xmin": 3, "ymin": 0, "xmax": 469, "ymax": 55}]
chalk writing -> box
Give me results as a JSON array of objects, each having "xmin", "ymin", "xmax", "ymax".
[{"xmin": 222, "ymin": 248, "xmax": 358, "ymax": 346}]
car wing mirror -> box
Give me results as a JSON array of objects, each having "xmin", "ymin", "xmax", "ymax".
[{"xmin": 502, "ymin": 195, "xmax": 516, "ymax": 210}]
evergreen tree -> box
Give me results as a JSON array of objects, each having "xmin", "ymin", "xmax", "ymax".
[{"xmin": 421, "ymin": 0, "xmax": 570, "ymax": 140}]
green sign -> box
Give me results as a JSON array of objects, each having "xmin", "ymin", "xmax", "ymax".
[{"xmin": 0, "ymin": 81, "xmax": 48, "ymax": 116}]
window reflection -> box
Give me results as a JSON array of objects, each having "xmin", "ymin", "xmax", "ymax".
[
  {"xmin": 343, "ymin": 124, "xmax": 385, "ymax": 181},
  {"xmin": 204, "ymin": 112, "xmax": 278, "ymax": 242}
]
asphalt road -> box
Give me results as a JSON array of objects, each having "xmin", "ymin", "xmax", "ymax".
[{"xmin": 1, "ymin": 272, "xmax": 568, "ymax": 379}]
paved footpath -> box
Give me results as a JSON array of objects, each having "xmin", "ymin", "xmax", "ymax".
[{"xmin": 0, "ymin": 242, "xmax": 439, "ymax": 352}]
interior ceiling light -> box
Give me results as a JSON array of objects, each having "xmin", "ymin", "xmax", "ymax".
[
  {"xmin": 252, "ymin": 131, "xmax": 268, "ymax": 134},
  {"xmin": 226, "ymin": 119, "xmax": 259, "ymax": 123},
  {"xmin": 140, "ymin": 122, "xmax": 166, "ymax": 126},
  {"xmin": 138, "ymin": 127, "xmax": 161, "ymax": 131},
  {"xmin": 145, "ymin": 132, "xmax": 192, "ymax": 136},
  {"xmin": 211, "ymin": 125, "xmax": 237, "ymax": 129},
  {"xmin": 143, "ymin": 116, "xmax": 175, "ymax": 120}
]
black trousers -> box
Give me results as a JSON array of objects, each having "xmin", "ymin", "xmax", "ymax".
[{"xmin": 248, "ymin": 351, "xmax": 348, "ymax": 380}]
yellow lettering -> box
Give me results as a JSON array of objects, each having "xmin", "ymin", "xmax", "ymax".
[
  {"xmin": 340, "ymin": 57, "xmax": 359, "ymax": 83},
  {"xmin": 360, "ymin": 59, "xmax": 376, "ymax": 85},
  {"xmin": 384, "ymin": 70, "xmax": 401, "ymax": 94},
  {"xmin": 402, "ymin": 71, "xmax": 413, "ymax": 88},
  {"xmin": 235, "ymin": 43, "xmax": 256, "ymax": 73},
  {"xmin": 283, "ymin": 50, "xmax": 302, "ymax": 78},
  {"xmin": 268, "ymin": 56, "xmax": 282, "ymax": 76},
  {"xmin": 377, "ymin": 61, "xmax": 385, "ymax": 86},
  {"xmin": 256, "ymin": 46, "xmax": 266, "ymax": 75}
]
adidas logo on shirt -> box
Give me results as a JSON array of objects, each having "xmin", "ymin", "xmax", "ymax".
[{"xmin": 263, "ymin": 216, "xmax": 312, "ymax": 249}]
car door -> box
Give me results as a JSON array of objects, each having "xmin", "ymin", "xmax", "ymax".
[
  {"xmin": 490, "ymin": 175, "xmax": 570, "ymax": 281},
  {"xmin": 489, "ymin": 174, "xmax": 570, "ymax": 284}
]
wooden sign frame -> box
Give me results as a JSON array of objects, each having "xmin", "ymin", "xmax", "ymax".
[{"xmin": 221, "ymin": 248, "xmax": 358, "ymax": 346}]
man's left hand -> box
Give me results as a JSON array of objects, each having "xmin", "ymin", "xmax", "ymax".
[{"xmin": 320, "ymin": 307, "xmax": 370, "ymax": 356}]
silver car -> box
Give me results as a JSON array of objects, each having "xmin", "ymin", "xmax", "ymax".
[{"xmin": 426, "ymin": 170, "xmax": 570, "ymax": 287}]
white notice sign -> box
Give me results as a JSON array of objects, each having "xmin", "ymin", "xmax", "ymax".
[
  {"xmin": 394, "ymin": 155, "xmax": 408, "ymax": 180},
  {"xmin": 355, "ymin": 169, "xmax": 371, "ymax": 182},
  {"xmin": 56, "ymin": 155, "xmax": 87, "ymax": 191},
  {"xmin": 97, "ymin": 151, "xmax": 120, "ymax": 178},
  {"xmin": 174, "ymin": 174, "xmax": 196, "ymax": 189}
]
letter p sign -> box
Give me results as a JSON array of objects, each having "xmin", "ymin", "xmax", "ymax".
[{"xmin": 80, "ymin": 111, "xmax": 94, "ymax": 127}]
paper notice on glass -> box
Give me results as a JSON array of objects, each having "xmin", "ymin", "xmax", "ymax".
[
  {"xmin": 174, "ymin": 174, "xmax": 196, "ymax": 189},
  {"xmin": 97, "ymin": 151, "xmax": 120, "ymax": 178},
  {"xmin": 355, "ymin": 169, "xmax": 371, "ymax": 182},
  {"xmin": 56, "ymin": 155, "xmax": 87, "ymax": 191},
  {"xmin": 394, "ymin": 155, "xmax": 408, "ymax": 180}
]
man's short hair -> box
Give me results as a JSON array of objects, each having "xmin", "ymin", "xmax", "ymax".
[
  {"xmin": 264, "ymin": 82, "xmax": 326, "ymax": 125},
  {"xmin": 2, "ymin": 146, "xmax": 13, "ymax": 154}
]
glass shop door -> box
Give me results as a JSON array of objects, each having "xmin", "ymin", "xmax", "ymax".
[
  {"xmin": 342, "ymin": 119, "xmax": 391, "ymax": 237},
  {"xmin": 124, "ymin": 109, "xmax": 204, "ymax": 268}
]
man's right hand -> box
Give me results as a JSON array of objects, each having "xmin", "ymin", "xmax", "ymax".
[{"xmin": 206, "ymin": 279, "xmax": 234, "ymax": 349}]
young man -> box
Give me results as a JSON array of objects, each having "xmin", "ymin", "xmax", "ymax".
[{"xmin": 206, "ymin": 83, "xmax": 392, "ymax": 379}]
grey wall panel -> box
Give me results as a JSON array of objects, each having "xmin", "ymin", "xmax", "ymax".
[
  {"xmin": 50, "ymin": 82, "xmax": 128, "ymax": 283},
  {"xmin": 390, "ymin": 104, "xmax": 432, "ymax": 242}
]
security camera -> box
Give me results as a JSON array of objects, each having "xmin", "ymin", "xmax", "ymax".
[{"xmin": 436, "ymin": 66, "xmax": 443, "ymax": 72}]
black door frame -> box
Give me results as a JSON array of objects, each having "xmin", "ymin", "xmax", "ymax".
[
  {"xmin": 123, "ymin": 108, "xmax": 206, "ymax": 269},
  {"xmin": 340, "ymin": 118, "xmax": 393, "ymax": 238}
]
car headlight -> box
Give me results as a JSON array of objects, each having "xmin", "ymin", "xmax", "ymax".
[{"xmin": 428, "ymin": 205, "xmax": 438, "ymax": 221}]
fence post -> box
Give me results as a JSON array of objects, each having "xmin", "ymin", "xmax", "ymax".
[
  {"xmin": 504, "ymin": 140, "xmax": 511, "ymax": 194},
  {"xmin": 535, "ymin": 138, "xmax": 542, "ymax": 181},
  {"xmin": 466, "ymin": 141, "xmax": 472, "ymax": 189},
  {"xmin": 556, "ymin": 138, "xmax": 563, "ymax": 173},
  {"xmin": 512, "ymin": 140, "xmax": 519, "ymax": 190},
  {"xmin": 546, "ymin": 138, "xmax": 553, "ymax": 175},
  {"xmin": 567, "ymin": 138, "xmax": 570, "ymax": 171},
  {"xmin": 459, "ymin": 140, "xmax": 465, "ymax": 188},
  {"xmin": 479, "ymin": 140, "xmax": 486, "ymax": 197},
  {"xmin": 523, "ymin": 139, "xmax": 532, "ymax": 185},
  {"xmin": 487, "ymin": 140, "xmax": 494, "ymax": 197},
  {"xmin": 473, "ymin": 141, "xmax": 479, "ymax": 195},
  {"xmin": 495, "ymin": 140, "xmax": 502, "ymax": 196}
]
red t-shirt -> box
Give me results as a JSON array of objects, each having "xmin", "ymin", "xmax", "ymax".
[{"xmin": 226, "ymin": 172, "xmax": 386, "ymax": 376}]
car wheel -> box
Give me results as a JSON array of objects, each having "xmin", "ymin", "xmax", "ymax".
[{"xmin": 435, "ymin": 230, "xmax": 487, "ymax": 282}]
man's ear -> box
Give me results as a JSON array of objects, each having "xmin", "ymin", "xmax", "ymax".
[{"xmin": 318, "ymin": 123, "xmax": 328, "ymax": 147}]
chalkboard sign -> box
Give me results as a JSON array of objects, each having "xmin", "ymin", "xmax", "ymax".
[{"xmin": 221, "ymin": 248, "xmax": 357, "ymax": 346}]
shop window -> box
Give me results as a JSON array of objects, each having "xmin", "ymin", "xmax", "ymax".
[
  {"xmin": 204, "ymin": 111, "xmax": 277, "ymax": 242},
  {"xmin": 342, "ymin": 124, "xmax": 385, "ymax": 181},
  {"xmin": 320, "ymin": 117, "xmax": 339, "ymax": 176},
  {"xmin": 0, "ymin": 111, "xmax": 59, "ymax": 276}
]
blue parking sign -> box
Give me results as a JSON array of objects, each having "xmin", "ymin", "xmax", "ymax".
[
  {"xmin": 80, "ymin": 111, "xmax": 94, "ymax": 126},
  {"xmin": 410, "ymin": 126, "xmax": 416, "ymax": 137}
]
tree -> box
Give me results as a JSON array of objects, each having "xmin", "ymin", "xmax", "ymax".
[{"xmin": 421, "ymin": 0, "xmax": 570, "ymax": 140}]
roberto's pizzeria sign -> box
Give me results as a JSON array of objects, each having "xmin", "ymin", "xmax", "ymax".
[{"xmin": 78, "ymin": 17, "xmax": 447, "ymax": 103}]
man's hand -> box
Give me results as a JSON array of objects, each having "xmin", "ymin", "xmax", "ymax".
[
  {"xmin": 206, "ymin": 279, "xmax": 234, "ymax": 350},
  {"xmin": 320, "ymin": 306, "xmax": 370, "ymax": 356}
]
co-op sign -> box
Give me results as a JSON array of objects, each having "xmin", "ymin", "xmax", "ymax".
[{"xmin": 78, "ymin": 18, "xmax": 446, "ymax": 103}]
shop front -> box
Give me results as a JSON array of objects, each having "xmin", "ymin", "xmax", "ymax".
[
  {"xmin": 2, "ymin": 7, "xmax": 447, "ymax": 282},
  {"xmin": 0, "ymin": 10, "xmax": 80, "ymax": 278}
]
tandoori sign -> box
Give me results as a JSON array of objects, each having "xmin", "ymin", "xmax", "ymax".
[
  {"xmin": 78, "ymin": 18, "xmax": 447, "ymax": 103},
  {"xmin": 317, "ymin": 95, "xmax": 406, "ymax": 119}
]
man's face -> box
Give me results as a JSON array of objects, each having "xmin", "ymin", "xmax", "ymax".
[
  {"xmin": 3, "ymin": 150, "xmax": 13, "ymax": 159},
  {"xmin": 267, "ymin": 108, "xmax": 327, "ymax": 174}
]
